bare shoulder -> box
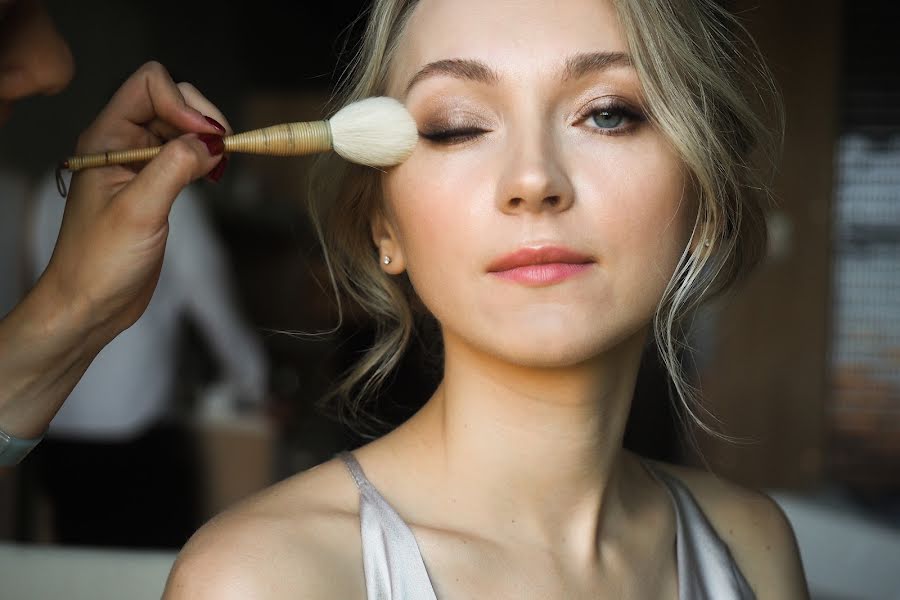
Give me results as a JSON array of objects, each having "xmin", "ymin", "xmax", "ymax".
[
  {"xmin": 163, "ymin": 456, "xmax": 365, "ymax": 600},
  {"xmin": 650, "ymin": 460, "xmax": 810, "ymax": 600}
]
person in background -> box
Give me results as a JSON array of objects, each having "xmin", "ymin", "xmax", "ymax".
[
  {"xmin": 18, "ymin": 169, "xmax": 269, "ymax": 548},
  {"xmin": 0, "ymin": 0, "xmax": 235, "ymax": 468}
]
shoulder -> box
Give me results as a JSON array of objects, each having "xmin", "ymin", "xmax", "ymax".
[
  {"xmin": 650, "ymin": 460, "xmax": 810, "ymax": 600},
  {"xmin": 163, "ymin": 456, "xmax": 366, "ymax": 600}
]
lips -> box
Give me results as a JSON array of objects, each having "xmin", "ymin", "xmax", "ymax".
[
  {"xmin": 487, "ymin": 246, "xmax": 594, "ymax": 272},
  {"xmin": 487, "ymin": 246, "xmax": 595, "ymax": 286}
]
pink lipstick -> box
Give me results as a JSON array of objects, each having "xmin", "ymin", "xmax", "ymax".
[{"xmin": 487, "ymin": 246, "xmax": 594, "ymax": 286}]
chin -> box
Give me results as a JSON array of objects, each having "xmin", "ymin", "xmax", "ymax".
[
  {"xmin": 487, "ymin": 323, "xmax": 646, "ymax": 369},
  {"xmin": 438, "ymin": 301, "xmax": 654, "ymax": 369}
]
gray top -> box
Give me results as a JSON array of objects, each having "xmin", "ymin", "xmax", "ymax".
[{"xmin": 338, "ymin": 451, "xmax": 755, "ymax": 600}]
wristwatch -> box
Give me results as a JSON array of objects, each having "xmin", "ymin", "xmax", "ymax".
[{"xmin": 0, "ymin": 427, "xmax": 43, "ymax": 466}]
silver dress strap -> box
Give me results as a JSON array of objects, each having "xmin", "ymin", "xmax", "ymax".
[
  {"xmin": 642, "ymin": 461, "xmax": 757, "ymax": 600},
  {"xmin": 338, "ymin": 451, "xmax": 438, "ymax": 600}
]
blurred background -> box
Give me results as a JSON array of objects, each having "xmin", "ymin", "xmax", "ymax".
[{"xmin": 0, "ymin": 0, "xmax": 898, "ymax": 598}]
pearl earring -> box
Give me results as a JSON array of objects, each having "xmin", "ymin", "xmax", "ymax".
[{"xmin": 383, "ymin": 256, "xmax": 392, "ymax": 265}]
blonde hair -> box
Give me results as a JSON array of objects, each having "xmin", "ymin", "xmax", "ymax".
[{"xmin": 308, "ymin": 0, "xmax": 783, "ymax": 439}]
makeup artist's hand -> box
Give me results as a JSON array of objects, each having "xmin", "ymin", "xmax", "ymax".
[
  {"xmin": 0, "ymin": 61, "xmax": 230, "ymax": 442},
  {"xmin": 51, "ymin": 61, "xmax": 231, "ymax": 345}
]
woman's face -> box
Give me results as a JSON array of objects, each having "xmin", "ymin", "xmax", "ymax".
[{"xmin": 378, "ymin": 0, "xmax": 695, "ymax": 368}]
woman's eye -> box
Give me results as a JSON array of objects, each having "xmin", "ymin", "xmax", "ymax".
[
  {"xmin": 590, "ymin": 110, "xmax": 625, "ymax": 129},
  {"xmin": 419, "ymin": 127, "xmax": 487, "ymax": 145},
  {"xmin": 582, "ymin": 103, "xmax": 644, "ymax": 134}
]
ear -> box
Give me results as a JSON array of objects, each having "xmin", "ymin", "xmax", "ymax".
[{"xmin": 370, "ymin": 209, "xmax": 406, "ymax": 274}]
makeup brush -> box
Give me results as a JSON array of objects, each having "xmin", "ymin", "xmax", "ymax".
[{"xmin": 60, "ymin": 96, "xmax": 418, "ymax": 172}]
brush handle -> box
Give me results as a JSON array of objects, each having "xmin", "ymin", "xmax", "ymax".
[{"xmin": 62, "ymin": 120, "xmax": 333, "ymax": 171}]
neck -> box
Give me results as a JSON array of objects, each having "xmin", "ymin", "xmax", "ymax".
[{"xmin": 398, "ymin": 327, "xmax": 649, "ymax": 552}]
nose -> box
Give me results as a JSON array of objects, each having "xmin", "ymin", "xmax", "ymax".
[
  {"xmin": 495, "ymin": 126, "xmax": 574, "ymax": 216},
  {"xmin": 0, "ymin": 0, "xmax": 75, "ymax": 102}
]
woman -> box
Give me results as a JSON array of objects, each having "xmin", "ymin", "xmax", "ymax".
[
  {"xmin": 165, "ymin": 0, "xmax": 808, "ymax": 598},
  {"xmin": 0, "ymin": 0, "xmax": 229, "ymax": 465}
]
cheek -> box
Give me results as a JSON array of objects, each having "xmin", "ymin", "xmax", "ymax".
[
  {"xmin": 382, "ymin": 153, "xmax": 488, "ymax": 306},
  {"xmin": 575, "ymin": 140, "xmax": 693, "ymax": 293}
]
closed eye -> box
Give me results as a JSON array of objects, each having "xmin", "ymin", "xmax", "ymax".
[{"xmin": 419, "ymin": 126, "xmax": 490, "ymax": 145}]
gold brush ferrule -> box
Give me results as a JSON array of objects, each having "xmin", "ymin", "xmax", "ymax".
[{"xmin": 223, "ymin": 120, "xmax": 332, "ymax": 156}]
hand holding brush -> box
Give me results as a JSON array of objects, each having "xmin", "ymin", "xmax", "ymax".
[
  {"xmin": 5, "ymin": 62, "xmax": 419, "ymax": 442},
  {"xmin": 61, "ymin": 96, "xmax": 418, "ymax": 174}
]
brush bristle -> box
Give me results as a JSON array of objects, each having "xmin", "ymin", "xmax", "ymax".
[{"xmin": 330, "ymin": 97, "xmax": 418, "ymax": 167}]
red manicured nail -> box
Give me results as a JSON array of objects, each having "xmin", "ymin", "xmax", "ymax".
[
  {"xmin": 198, "ymin": 133, "xmax": 224, "ymax": 156},
  {"xmin": 206, "ymin": 155, "xmax": 228, "ymax": 183},
  {"xmin": 204, "ymin": 115, "xmax": 226, "ymax": 133}
]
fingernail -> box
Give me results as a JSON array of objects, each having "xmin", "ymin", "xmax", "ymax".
[
  {"xmin": 204, "ymin": 115, "xmax": 226, "ymax": 134},
  {"xmin": 206, "ymin": 155, "xmax": 228, "ymax": 183},
  {"xmin": 198, "ymin": 133, "xmax": 224, "ymax": 156}
]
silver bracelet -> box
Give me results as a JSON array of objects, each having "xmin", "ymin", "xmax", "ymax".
[{"xmin": 0, "ymin": 426, "xmax": 44, "ymax": 466}]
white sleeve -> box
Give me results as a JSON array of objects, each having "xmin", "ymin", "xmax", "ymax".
[{"xmin": 167, "ymin": 189, "xmax": 269, "ymax": 405}]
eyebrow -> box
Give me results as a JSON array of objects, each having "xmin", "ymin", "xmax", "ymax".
[
  {"xmin": 404, "ymin": 51, "xmax": 632, "ymax": 95},
  {"xmin": 563, "ymin": 51, "xmax": 632, "ymax": 80}
]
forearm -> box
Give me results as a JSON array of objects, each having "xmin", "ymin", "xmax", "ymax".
[{"xmin": 0, "ymin": 279, "xmax": 102, "ymax": 439}]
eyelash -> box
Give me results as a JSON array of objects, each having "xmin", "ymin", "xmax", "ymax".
[
  {"xmin": 419, "ymin": 126, "xmax": 487, "ymax": 145},
  {"xmin": 418, "ymin": 101, "xmax": 645, "ymax": 146}
]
